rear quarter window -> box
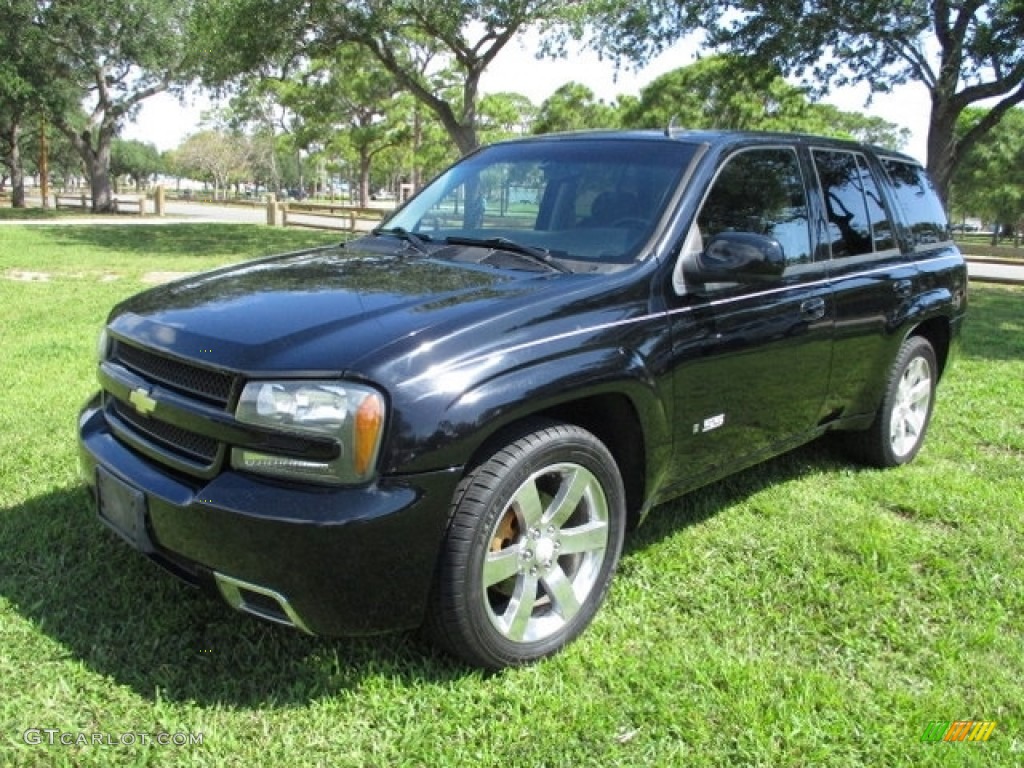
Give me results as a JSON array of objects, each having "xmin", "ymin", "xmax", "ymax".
[{"xmin": 880, "ymin": 159, "xmax": 951, "ymax": 247}]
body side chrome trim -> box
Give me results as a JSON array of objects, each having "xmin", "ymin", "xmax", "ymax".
[{"xmin": 407, "ymin": 255, "xmax": 961, "ymax": 378}]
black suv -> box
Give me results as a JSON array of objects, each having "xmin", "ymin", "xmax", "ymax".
[{"xmin": 79, "ymin": 130, "xmax": 967, "ymax": 669}]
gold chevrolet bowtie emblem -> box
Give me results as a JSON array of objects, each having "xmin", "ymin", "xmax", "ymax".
[{"xmin": 128, "ymin": 388, "xmax": 157, "ymax": 416}]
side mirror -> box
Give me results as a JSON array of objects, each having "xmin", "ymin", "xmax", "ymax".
[{"xmin": 685, "ymin": 231, "xmax": 786, "ymax": 284}]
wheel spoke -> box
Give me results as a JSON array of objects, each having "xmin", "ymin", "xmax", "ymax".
[
  {"xmin": 558, "ymin": 520, "xmax": 608, "ymax": 555},
  {"xmin": 541, "ymin": 565, "xmax": 581, "ymax": 622},
  {"xmin": 907, "ymin": 378, "xmax": 931, "ymax": 407},
  {"xmin": 904, "ymin": 408, "xmax": 926, "ymax": 437},
  {"xmin": 891, "ymin": 414, "xmax": 907, "ymax": 451},
  {"xmin": 512, "ymin": 479, "xmax": 544, "ymax": 528},
  {"xmin": 544, "ymin": 466, "xmax": 591, "ymax": 528},
  {"xmin": 482, "ymin": 547, "xmax": 521, "ymax": 587},
  {"xmin": 501, "ymin": 572, "xmax": 539, "ymax": 642}
]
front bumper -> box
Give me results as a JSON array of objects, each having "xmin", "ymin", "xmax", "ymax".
[{"xmin": 78, "ymin": 394, "xmax": 461, "ymax": 636}]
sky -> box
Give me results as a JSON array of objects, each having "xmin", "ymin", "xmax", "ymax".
[{"xmin": 122, "ymin": 35, "xmax": 933, "ymax": 163}]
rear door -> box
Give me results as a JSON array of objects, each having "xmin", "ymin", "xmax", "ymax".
[{"xmin": 809, "ymin": 148, "xmax": 920, "ymax": 418}]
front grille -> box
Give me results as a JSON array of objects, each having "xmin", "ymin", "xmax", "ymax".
[
  {"xmin": 112, "ymin": 341, "xmax": 235, "ymax": 407},
  {"xmin": 110, "ymin": 399, "xmax": 220, "ymax": 465}
]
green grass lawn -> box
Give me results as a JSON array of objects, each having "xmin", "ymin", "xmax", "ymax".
[
  {"xmin": 0, "ymin": 206, "xmax": 84, "ymax": 221},
  {"xmin": 953, "ymin": 233, "xmax": 1023, "ymax": 260},
  {"xmin": 1, "ymin": 224, "xmax": 1022, "ymax": 767}
]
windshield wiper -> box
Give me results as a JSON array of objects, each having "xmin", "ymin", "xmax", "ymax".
[
  {"xmin": 444, "ymin": 235, "xmax": 571, "ymax": 274},
  {"xmin": 373, "ymin": 226, "xmax": 432, "ymax": 255}
]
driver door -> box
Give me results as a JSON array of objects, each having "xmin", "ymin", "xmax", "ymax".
[{"xmin": 665, "ymin": 145, "xmax": 835, "ymax": 491}]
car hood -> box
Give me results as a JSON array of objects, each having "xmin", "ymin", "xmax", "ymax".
[{"xmin": 106, "ymin": 241, "xmax": 574, "ymax": 374}]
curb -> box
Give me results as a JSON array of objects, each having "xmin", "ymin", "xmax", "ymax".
[{"xmin": 963, "ymin": 255, "xmax": 1024, "ymax": 266}]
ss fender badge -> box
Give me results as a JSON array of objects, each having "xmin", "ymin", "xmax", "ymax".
[
  {"xmin": 692, "ymin": 414, "xmax": 726, "ymax": 434},
  {"xmin": 128, "ymin": 387, "xmax": 157, "ymax": 416}
]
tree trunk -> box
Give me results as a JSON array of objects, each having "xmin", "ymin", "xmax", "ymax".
[
  {"xmin": 10, "ymin": 121, "xmax": 26, "ymax": 208},
  {"xmin": 3, "ymin": 118, "xmax": 27, "ymax": 208},
  {"xmin": 87, "ymin": 138, "xmax": 114, "ymax": 212},
  {"xmin": 411, "ymin": 107, "xmax": 422, "ymax": 191},
  {"xmin": 359, "ymin": 150, "xmax": 371, "ymax": 208},
  {"xmin": 925, "ymin": 94, "xmax": 958, "ymax": 208},
  {"xmin": 449, "ymin": 121, "xmax": 478, "ymax": 157},
  {"xmin": 56, "ymin": 120, "xmax": 116, "ymax": 212}
]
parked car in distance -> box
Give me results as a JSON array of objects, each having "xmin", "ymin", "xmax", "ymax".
[{"xmin": 79, "ymin": 130, "xmax": 967, "ymax": 669}]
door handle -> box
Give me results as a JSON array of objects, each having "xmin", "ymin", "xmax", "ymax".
[
  {"xmin": 800, "ymin": 297, "xmax": 826, "ymax": 321},
  {"xmin": 894, "ymin": 279, "xmax": 913, "ymax": 297}
]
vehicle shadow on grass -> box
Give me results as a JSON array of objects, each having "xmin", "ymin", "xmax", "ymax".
[
  {"xmin": 2, "ymin": 439, "xmax": 862, "ymax": 705},
  {"xmin": 0, "ymin": 485, "xmax": 471, "ymax": 708},
  {"xmin": 623, "ymin": 437, "xmax": 857, "ymax": 555}
]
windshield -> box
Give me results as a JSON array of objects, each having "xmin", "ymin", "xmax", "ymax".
[{"xmin": 384, "ymin": 138, "xmax": 697, "ymax": 268}]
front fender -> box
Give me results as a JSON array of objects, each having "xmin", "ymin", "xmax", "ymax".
[{"xmin": 384, "ymin": 345, "xmax": 671, "ymax": 479}]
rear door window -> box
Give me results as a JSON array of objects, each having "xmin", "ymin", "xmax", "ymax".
[{"xmin": 812, "ymin": 150, "xmax": 896, "ymax": 258}]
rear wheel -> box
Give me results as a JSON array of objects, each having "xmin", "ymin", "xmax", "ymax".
[
  {"xmin": 847, "ymin": 336, "xmax": 937, "ymax": 467},
  {"xmin": 425, "ymin": 420, "xmax": 626, "ymax": 670}
]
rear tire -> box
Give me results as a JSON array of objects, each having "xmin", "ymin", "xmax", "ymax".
[
  {"xmin": 846, "ymin": 336, "xmax": 937, "ymax": 468},
  {"xmin": 425, "ymin": 420, "xmax": 626, "ymax": 670}
]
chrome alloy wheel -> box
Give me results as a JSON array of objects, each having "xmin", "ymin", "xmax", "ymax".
[
  {"xmin": 481, "ymin": 462, "xmax": 609, "ymax": 644},
  {"xmin": 889, "ymin": 354, "xmax": 933, "ymax": 459}
]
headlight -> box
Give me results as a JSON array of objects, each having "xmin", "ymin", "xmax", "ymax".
[{"xmin": 231, "ymin": 380, "xmax": 385, "ymax": 484}]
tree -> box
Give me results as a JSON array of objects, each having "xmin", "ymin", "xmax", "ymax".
[
  {"xmin": 110, "ymin": 139, "xmax": 163, "ymax": 190},
  {"xmin": 16, "ymin": 117, "xmax": 82, "ymax": 189},
  {"xmin": 173, "ymin": 130, "xmax": 252, "ymax": 199},
  {"xmin": 599, "ymin": 0, "xmax": 1024, "ymax": 202},
  {"xmin": 479, "ymin": 92, "xmax": 537, "ymax": 143},
  {"xmin": 620, "ymin": 57, "xmax": 909, "ymax": 148},
  {"xmin": 950, "ymin": 107, "xmax": 1024, "ymax": 243},
  {"xmin": 215, "ymin": 69, "xmax": 309, "ymax": 195},
  {"xmin": 0, "ymin": 109, "xmax": 28, "ymax": 207},
  {"xmin": 0, "ymin": 0, "xmax": 43, "ymax": 207},
  {"xmin": 31, "ymin": 0, "xmax": 198, "ymax": 211},
  {"xmin": 196, "ymin": 0, "xmax": 600, "ymax": 155},
  {"xmin": 266, "ymin": 50, "xmax": 413, "ymax": 206},
  {"xmin": 621, "ymin": 57, "xmax": 815, "ymax": 132},
  {"xmin": 809, "ymin": 106, "xmax": 911, "ymax": 151},
  {"xmin": 532, "ymin": 83, "xmax": 620, "ymax": 134}
]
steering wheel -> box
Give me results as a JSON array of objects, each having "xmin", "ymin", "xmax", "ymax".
[{"xmin": 610, "ymin": 217, "xmax": 647, "ymax": 229}]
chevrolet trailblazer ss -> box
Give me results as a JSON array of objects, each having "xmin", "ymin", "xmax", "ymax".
[{"xmin": 79, "ymin": 130, "xmax": 966, "ymax": 669}]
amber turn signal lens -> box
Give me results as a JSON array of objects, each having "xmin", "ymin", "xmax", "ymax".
[{"xmin": 354, "ymin": 393, "xmax": 384, "ymax": 477}]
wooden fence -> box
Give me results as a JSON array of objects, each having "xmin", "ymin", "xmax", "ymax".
[
  {"xmin": 279, "ymin": 202, "xmax": 390, "ymax": 233},
  {"xmin": 54, "ymin": 194, "xmax": 147, "ymax": 215}
]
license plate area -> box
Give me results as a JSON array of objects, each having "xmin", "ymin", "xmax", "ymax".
[{"xmin": 96, "ymin": 467, "xmax": 154, "ymax": 553}]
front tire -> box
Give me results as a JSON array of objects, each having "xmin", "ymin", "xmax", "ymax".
[
  {"xmin": 848, "ymin": 336, "xmax": 937, "ymax": 468},
  {"xmin": 425, "ymin": 420, "xmax": 626, "ymax": 670}
]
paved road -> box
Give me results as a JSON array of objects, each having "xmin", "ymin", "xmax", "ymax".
[
  {"xmin": 0, "ymin": 199, "xmax": 269, "ymax": 225},
  {"xmin": 162, "ymin": 200, "xmax": 267, "ymax": 223},
  {"xmin": 966, "ymin": 259, "xmax": 1024, "ymax": 285}
]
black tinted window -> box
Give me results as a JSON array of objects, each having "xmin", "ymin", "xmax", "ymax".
[
  {"xmin": 857, "ymin": 157, "xmax": 895, "ymax": 251},
  {"xmin": 881, "ymin": 159, "xmax": 951, "ymax": 246},
  {"xmin": 813, "ymin": 150, "xmax": 896, "ymax": 257},
  {"xmin": 698, "ymin": 148, "xmax": 812, "ymax": 265},
  {"xmin": 387, "ymin": 140, "xmax": 697, "ymax": 266}
]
